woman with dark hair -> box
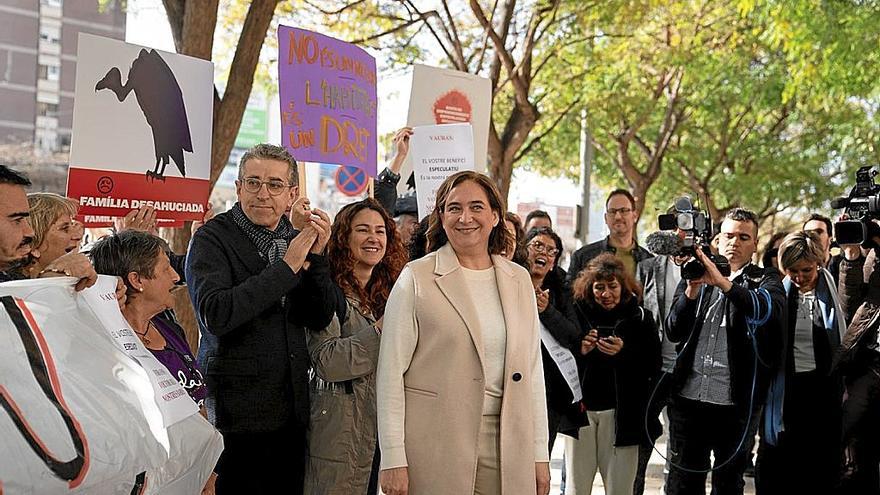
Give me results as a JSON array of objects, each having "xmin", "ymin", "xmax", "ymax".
[
  {"xmin": 758, "ymin": 231, "xmax": 845, "ymax": 494},
  {"xmin": 378, "ymin": 171, "xmax": 550, "ymax": 495},
  {"xmin": 565, "ymin": 253, "xmax": 660, "ymax": 495},
  {"xmin": 761, "ymin": 231, "xmax": 789, "ymax": 275},
  {"xmin": 304, "ymin": 198, "xmax": 408, "ymax": 494},
  {"xmin": 89, "ymin": 230, "xmax": 217, "ymax": 494},
  {"xmin": 502, "ymin": 211, "xmax": 530, "ymax": 269},
  {"xmin": 408, "ymin": 216, "xmax": 430, "ymax": 261},
  {"xmin": 524, "ymin": 226, "xmax": 584, "ymax": 450}
]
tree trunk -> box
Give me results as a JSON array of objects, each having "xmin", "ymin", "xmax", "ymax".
[
  {"xmin": 159, "ymin": 1, "xmax": 281, "ymax": 349},
  {"xmin": 160, "ymin": 0, "xmax": 279, "ymax": 253}
]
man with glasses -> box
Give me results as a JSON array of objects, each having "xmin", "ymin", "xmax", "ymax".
[
  {"xmin": 567, "ymin": 189, "xmax": 652, "ymax": 284},
  {"xmin": 186, "ymin": 144, "xmax": 339, "ymax": 493}
]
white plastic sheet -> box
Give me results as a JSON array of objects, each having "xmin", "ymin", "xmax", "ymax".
[{"xmin": 0, "ymin": 276, "xmax": 222, "ymax": 494}]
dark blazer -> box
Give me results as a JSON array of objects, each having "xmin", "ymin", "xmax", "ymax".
[
  {"xmin": 567, "ymin": 236, "xmax": 652, "ymax": 285},
  {"xmin": 186, "ymin": 211, "xmax": 337, "ymax": 433},
  {"xmin": 637, "ymin": 256, "xmax": 673, "ymax": 336},
  {"xmin": 666, "ymin": 263, "xmax": 785, "ymax": 412}
]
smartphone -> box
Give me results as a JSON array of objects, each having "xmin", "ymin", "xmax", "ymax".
[{"xmin": 595, "ymin": 325, "xmax": 616, "ymax": 339}]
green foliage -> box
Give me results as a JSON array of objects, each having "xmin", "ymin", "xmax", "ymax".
[
  {"xmin": 204, "ymin": 0, "xmax": 880, "ymax": 227},
  {"xmin": 525, "ymin": 0, "xmax": 880, "ymax": 225}
]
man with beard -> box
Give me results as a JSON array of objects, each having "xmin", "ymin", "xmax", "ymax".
[
  {"xmin": 0, "ymin": 165, "xmax": 95, "ymax": 288},
  {"xmin": 567, "ymin": 189, "xmax": 652, "ymax": 283},
  {"xmin": 665, "ymin": 208, "xmax": 785, "ymax": 495}
]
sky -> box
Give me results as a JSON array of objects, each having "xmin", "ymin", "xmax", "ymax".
[{"xmin": 125, "ymin": 0, "xmax": 608, "ymax": 244}]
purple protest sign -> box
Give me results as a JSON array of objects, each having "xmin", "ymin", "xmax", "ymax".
[{"xmin": 278, "ymin": 26, "xmax": 378, "ymax": 177}]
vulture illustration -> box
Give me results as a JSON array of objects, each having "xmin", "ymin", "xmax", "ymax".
[{"xmin": 95, "ymin": 49, "xmax": 193, "ymax": 181}]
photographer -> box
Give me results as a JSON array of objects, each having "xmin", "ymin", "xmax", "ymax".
[
  {"xmin": 665, "ymin": 208, "xmax": 785, "ymax": 495},
  {"xmin": 833, "ymin": 218, "xmax": 880, "ymax": 495}
]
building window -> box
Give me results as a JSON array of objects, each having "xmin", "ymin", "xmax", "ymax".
[
  {"xmin": 38, "ymin": 64, "xmax": 60, "ymax": 81},
  {"xmin": 41, "ymin": 0, "xmax": 63, "ymax": 7},
  {"xmin": 39, "ymin": 25, "xmax": 61, "ymax": 45},
  {"xmin": 37, "ymin": 102, "xmax": 59, "ymax": 117}
]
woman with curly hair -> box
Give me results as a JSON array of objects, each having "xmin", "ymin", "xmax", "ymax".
[
  {"xmin": 565, "ymin": 253, "xmax": 660, "ymax": 495},
  {"xmin": 303, "ymin": 198, "xmax": 408, "ymax": 494}
]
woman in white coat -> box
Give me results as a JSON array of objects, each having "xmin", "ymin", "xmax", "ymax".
[{"xmin": 377, "ymin": 170, "xmax": 550, "ymax": 495}]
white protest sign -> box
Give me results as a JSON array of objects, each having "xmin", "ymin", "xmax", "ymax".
[
  {"xmin": 0, "ymin": 276, "xmax": 221, "ymax": 494},
  {"xmin": 539, "ymin": 323, "xmax": 583, "ymax": 403},
  {"xmin": 401, "ymin": 64, "xmax": 491, "ymax": 193},
  {"xmin": 409, "ymin": 123, "xmax": 476, "ymax": 219},
  {"xmin": 79, "ymin": 277, "xmax": 198, "ymax": 428},
  {"xmin": 67, "ymin": 33, "xmax": 213, "ymax": 222}
]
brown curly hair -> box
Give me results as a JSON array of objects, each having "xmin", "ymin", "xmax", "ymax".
[
  {"xmin": 328, "ymin": 198, "xmax": 408, "ymax": 318},
  {"xmin": 425, "ymin": 171, "xmax": 511, "ymax": 255},
  {"xmin": 572, "ymin": 253, "xmax": 642, "ymax": 304}
]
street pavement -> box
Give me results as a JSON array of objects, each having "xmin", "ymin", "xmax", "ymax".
[{"xmin": 549, "ymin": 432, "xmax": 757, "ymax": 494}]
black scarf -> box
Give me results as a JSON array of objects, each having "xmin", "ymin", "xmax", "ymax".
[{"xmin": 229, "ymin": 202, "xmax": 296, "ymax": 264}]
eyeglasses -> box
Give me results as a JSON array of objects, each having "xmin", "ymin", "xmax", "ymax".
[
  {"xmin": 528, "ymin": 240, "xmax": 559, "ymax": 256},
  {"xmin": 240, "ymin": 178, "xmax": 293, "ymax": 196},
  {"xmin": 606, "ymin": 207, "xmax": 633, "ymax": 216}
]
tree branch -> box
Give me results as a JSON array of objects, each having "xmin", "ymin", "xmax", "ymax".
[
  {"xmin": 513, "ymin": 96, "xmax": 581, "ymax": 162},
  {"xmin": 211, "ymin": 1, "xmax": 280, "ymax": 185}
]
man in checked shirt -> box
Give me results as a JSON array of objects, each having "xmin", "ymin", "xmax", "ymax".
[{"xmin": 664, "ymin": 208, "xmax": 785, "ymax": 495}]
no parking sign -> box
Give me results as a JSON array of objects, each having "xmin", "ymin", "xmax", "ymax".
[{"xmin": 335, "ymin": 165, "xmax": 369, "ymax": 196}]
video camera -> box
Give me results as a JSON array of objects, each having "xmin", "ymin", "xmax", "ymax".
[
  {"xmin": 832, "ymin": 166, "xmax": 880, "ymax": 248},
  {"xmin": 648, "ymin": 196, "xmax": 731, "ymax": 280}
]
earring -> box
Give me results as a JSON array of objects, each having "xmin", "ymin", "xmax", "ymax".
[{"xmin": 138, "ymin": 287, "xmax": 144, "ymax": 292}]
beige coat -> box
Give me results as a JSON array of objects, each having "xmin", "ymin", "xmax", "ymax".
[{"xmin": 377, "ymin": 244, "xmax": 549, "ymax": 494}]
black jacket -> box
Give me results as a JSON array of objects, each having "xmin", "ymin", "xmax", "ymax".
[
  {"xmin": 567, "ymin": 236, "xmax": 653, "ymax": 285},
  {"xmin": 185, "ymin": 211, "xmax": 337, "ymax": 433},
  {"xmin": 569, "ymin": 296, "xmax": 662, "ymax": 447},
  {"xmin": 538, "ymin": 270, "xmax": 582, "ymax": 413},
  {"xmin": 666, "ymin": 264, "xmax": 785, "ymax": 412},
  {"xmin": 833, "ymin": 251, "xmax": 880, "ymax": 374}
]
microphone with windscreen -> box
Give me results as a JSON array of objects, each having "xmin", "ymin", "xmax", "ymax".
[{"xmin": 645, "ymin": 230, "xmax": 684, "ymax": 257}]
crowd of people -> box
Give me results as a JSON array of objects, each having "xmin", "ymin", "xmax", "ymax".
[{"xmin": 1, "ymin": 129, "xmax": 879, "ymax": 495}]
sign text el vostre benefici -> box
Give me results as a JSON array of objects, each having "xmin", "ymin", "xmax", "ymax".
[{"xmin": 78, "ymin": 196, "xmax": 206, "ymax": 213}]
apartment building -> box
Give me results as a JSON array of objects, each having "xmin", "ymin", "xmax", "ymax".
[{"xmin": 0, "ymin": 0, "xmax": 125, "ymax": 151}]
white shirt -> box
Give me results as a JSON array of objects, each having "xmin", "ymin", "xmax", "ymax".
[{"xmin": 793, "ymin": 291, "xmax": 817, "ymax": 373}]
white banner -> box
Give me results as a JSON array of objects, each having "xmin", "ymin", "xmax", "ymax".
[
  {"xmin": 80, "ymin": 279, "xmax": 198, "ymax": 428},
  {"xmin": 0, "ymin": 276, "xmax": 221, "ymax": 494},
  {"xmin": 539, "ymin": 323, "xmax": 583, "ymax": 404},
  {"xmin": 409, "ymin": 123, "xmax": 476, "ymax": 219}
]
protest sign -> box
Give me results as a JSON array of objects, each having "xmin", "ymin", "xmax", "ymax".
[
  {"xmin": 79, "ymin": 279, "xmax": 198, "ymax": 428},
  {"xmin": 409, "ymin": 123, "xmax": 476, "ymax": 219},
  {"xmin": 278, "ymin": 26, "xmax": 378, "ymax": 176},
  {"xmin": 67, "ymin": 34, "xmax": 213, "ymax": 222},
  {"xmin": 401, "ymin": 64, "xmax": 491, "ymax": 194},
  {"xmin": 0, "ymin": 276, "xmax": 221, "ymax": 494}
]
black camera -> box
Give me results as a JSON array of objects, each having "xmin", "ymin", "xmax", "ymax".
[
  {"xmin": 832, "ymin": 166, "xmax": 880, "ymax": 248},
  {"xmin": 657, "ymin": 196, "xmax": 731, "ymax": 280}
]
